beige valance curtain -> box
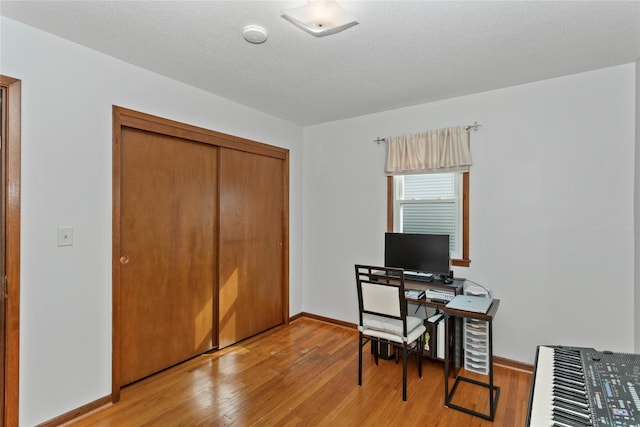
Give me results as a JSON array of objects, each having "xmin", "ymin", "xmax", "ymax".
[{"xmin": 385, "ymin": 126, "xmax": 472, "ymax": 174}]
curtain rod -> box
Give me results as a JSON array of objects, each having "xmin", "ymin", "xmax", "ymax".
[{"xmin": 374, "ymin": 121, "xmax": 482, "ymax": 144}]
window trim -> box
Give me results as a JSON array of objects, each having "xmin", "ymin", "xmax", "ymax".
[{"xmin": 387, "ymin": 172, "xmax": 470, "ymax": 267}]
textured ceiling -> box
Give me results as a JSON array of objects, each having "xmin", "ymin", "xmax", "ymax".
[{"xmin": 1, "ymin": 0, "xmax": 639, "ymax": 126}]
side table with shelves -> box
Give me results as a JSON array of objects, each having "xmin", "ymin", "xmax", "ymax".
[{"xmin": 444, "ymin": 299, "xmax": 500, "ymax": 421}]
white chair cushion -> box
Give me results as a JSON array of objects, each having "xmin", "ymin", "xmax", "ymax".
[{"xmin": 359, "ymin": 314, "xmax": 426, "ymax": 344}]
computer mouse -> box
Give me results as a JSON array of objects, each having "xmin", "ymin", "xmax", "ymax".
[{"xmin": 443, "ymin": 278, "xmax": 453, "ymax": 284}]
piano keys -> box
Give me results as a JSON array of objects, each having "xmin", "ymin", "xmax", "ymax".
[{"xmin": 526, "ymin": 345, "xmax": 640, "ymax": 427}]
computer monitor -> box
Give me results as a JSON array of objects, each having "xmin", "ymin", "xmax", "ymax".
[{"xmin": 384, "ymin": 232, "xmax": 450, "ymax": 276}]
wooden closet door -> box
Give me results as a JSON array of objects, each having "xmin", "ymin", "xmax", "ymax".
[
  {"xmin": 119, "ymin": 128, "xmax": 217, "ymax": 386},
  {"xmin": 218, "ymin": 148, "xmax": 284, "ymax": 348}
]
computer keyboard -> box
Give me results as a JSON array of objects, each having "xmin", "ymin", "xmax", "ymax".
[{"xmin": 403, "ymin": 272, "xmax": 434, "ymax": 282}]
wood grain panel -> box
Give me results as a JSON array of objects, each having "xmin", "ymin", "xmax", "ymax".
[
  {"xmin": 0, "ymin": 75, "xmax": 20, "ymax": 427},
  {"xmin": 114, "ymin": 106, "xmax": 287, "ymax": 160},
  {"xmin": 119, "ymin": 127, "xmax": 217, "ymax": 385},
  {"xmin": 218, "ymin": 148, "xmax": 284, "ymax": 348}
]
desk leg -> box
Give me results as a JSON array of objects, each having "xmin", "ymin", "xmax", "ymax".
[
  {"xmin": 444, "ymin": 312, "xmax": 450, "ymax": 405},
  {"xmin": 488, "ymin": 318, "xmax": 495, "ymax": 420}
]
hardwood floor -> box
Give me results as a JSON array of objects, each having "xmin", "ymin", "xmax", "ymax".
[{"xmin": 65, "ymin": 317, "xmax": 532, "ymax": 426}]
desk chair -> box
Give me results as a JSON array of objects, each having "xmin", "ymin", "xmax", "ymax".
[{"xmin": 355, "ymin": 264, "xmax": 426, "ymax": 401}]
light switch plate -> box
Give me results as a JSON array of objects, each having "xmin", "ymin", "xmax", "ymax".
[{"xmin": 58, "ymin": 226, "xmax": 73, "ymax": 247}]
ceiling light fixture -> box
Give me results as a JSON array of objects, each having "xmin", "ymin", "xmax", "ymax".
[
  {"xmin": 281, "ymin": 0, "xmax": 358, "ymax": 37},
  {"xmin": 243, "ymin": 25, "xmax": 268, "ymax": 44}
]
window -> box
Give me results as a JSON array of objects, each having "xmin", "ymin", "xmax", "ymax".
[{"xmin": 387, "ymin": 172, "xmax": 470, "ymax": 267}]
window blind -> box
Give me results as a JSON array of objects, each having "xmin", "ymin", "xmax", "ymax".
[
  {"xmin": 401, "ymin": 204, "xmax": 456, "ymax": 254},
  {"xmin": 397, "ymin": 173, "xmax": 459, "ymax": 256},
  {"xmin": 403, "ymin": 174, "xmax": 455, "ymax": 199}
]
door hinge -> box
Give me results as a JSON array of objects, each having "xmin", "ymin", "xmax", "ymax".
[{"xmin": 3, "ymin": 276, "xmax": 7, "ymax": 298}]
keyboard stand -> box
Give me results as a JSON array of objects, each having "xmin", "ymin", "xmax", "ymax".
[{"xmin": 443, "ymin": 299, "xmax": 500, "ymax": 421}]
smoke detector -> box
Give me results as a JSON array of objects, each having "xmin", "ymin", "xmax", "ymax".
[{"xmin": 243, "ymin": 25, "xmax": 268, "ymax": 44}]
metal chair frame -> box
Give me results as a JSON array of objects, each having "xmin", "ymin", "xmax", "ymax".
[{"xmin": 355, "ymin": 264, "xmax": 424, "ymax": 401}]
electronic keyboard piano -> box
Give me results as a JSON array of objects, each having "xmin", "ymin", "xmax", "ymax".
[{"xmin": 526, "ymin": 345, "xmax": 640, "ymax": 426}]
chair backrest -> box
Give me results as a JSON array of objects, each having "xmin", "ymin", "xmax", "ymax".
[{"xmin": 355, "ymin": 265, "xmax": 408, "ymax": 333}]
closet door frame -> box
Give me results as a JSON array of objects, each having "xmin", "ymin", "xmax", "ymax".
[
  {"xmin": 112, "ymin": 106, "xmax": 289, "ymax": 401},
  {"xmin": 0, "ymin": 75, "xmax": 21, "ymax": 427}
]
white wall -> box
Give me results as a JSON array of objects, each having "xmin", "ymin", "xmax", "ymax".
[
  {"xmin": 636, "ymin": 58, "xmax": 640, "ymax": 354},
  {"xmin": 303, "ymin": 63, "xmax": 636, "ymax": 365},
  {"xmin": 0, "ymin": 17, "xmax": 304, "ymax": 427}
]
